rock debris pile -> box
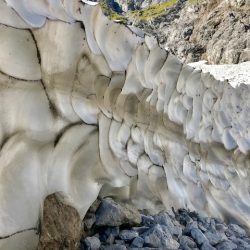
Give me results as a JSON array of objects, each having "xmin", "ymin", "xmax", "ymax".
[{"xmin": 80, "ymin": 198, "xmax": 250, "ymax": 250}]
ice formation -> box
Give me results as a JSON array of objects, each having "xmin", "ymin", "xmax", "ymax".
[{"xmin": 0, "ymin": 0, "xmax": 250, "ymax": 249}]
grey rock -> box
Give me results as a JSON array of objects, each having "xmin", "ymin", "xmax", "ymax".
[
  {"xmin": 141, "ymin": 214, "xmax": 155, "ymax": 227},
  {"xmin": 205, "ymin": 230, "xmax": 225, "ymax": 245},
  {"xmin": 215, "ymin": 240, "xmax": 237, "ymax": 250},
  {"xmin": 115, "ymin": 239, "xmax": 125, "ymax": 245},
  {"xmin": 142, "ymin": 224, "xmax": 179, "ymax": 249},
  {"xmin": 183, "ymin": 221, "xmax": 198, "ymax": 235},
  {"xmin": 228, "ymin": 224, "xmax": 246, "ymax": 238},
  {"xmin": 131, "ymin": 236, "xmax": 144, "ymax": 248},
  {"xmin": 84, "ymin": 236, "xmax": 101, "ymax": 250},
  {"xmin": 198, "ymin": 222, "xmax": 207, "ymax": 232},
  {"xmin": 225, "ymin": 229, "xmax": 237, "ymax": 240},
  {"xmin": 190, "ymin": 228, "xmax": 208, "ymax": 246},
  {"xmin": 153, "ymin": 212, "xmax": 182, "ymax": 236},
  {"xmin": 129, "ymin": 248, "xmax": 156, "ymax": 250},
  {"xmin": 231, "ymin": 238, "xmax": 250, "ymax": 248},
  {"xmin": 198, "ymin": 217, "xmax": 212, "ymax": 230},
  {"xmin": 101, "ymin": 244, "xmax": 127, "ymax": 250},
  {"xmin": 119, "ymin": 230, "xmax": 139, "ymax": 241},
  {"xmin": 242, "ymin": 237, "xmax": 250, "ymax": 244},
  {"xmin": 144, "ymin": 231, "xmax": 161, "ymax": 248},
  {"xmin": 216, "ymin": 224, "xmax": 227, "ymax": 233},
  {"xmin": 95, "ymin": 198, "xmax": 141, "ymax": 227},
  {"xmin": 179, "ymin": 235, "xmax": 197, "ymax": 250},
  {"xmin": 132, "ymin": 226, "xmax": 150, "ymax": 235},
  {"xmin": 84, "ymin": 213, "xmax": 96, "ymax": 230},
  {"xmin": 201, "ymin": 242, "xmax": 216, "ymax": 250},
  {"xmin": 106, "ymin": 234, "xmax": 115, "ymax": 245},
  {"xmin": 105, "ymin": 227, "xmax": 120, "ymax": 237}
]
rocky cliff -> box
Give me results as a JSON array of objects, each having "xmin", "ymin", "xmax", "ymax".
[{"xmin": 101, "ymin": 0, "xmax": 250, "ymax": 64}]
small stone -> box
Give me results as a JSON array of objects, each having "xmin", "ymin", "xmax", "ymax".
[
  {"xmin": 190, "ymin": 228, "xmax": 208, "ymax": 246},
  {"xmin": 105, "ymin": 227, "xmax": 120, "ymax": 237},
  {"xmin": 198, "ymin": 222, "xmax": 207, "ymax": 232},
  {"xmin": 201, "ymin": 242, "xmax": 216, "ymax": 250},
  {"xmin": 101, "ymin": 244, "xmax": 127, "ymax": 250},
  {"xmin": 142, "ymin": 224, "xmax": 179, "ymax": 249},
  {"xmin": 179, "ymin": 235, "xmax": 197, "ymax": 250},
  {"xmin": 215, "ymin": 240, "xmax": 237, "ymax": 250},
  {"xmin": 242, "ymin": 237, "xmax": 250, "ymax": 244},
  {"xmin": 204, "ymin": 230, "xmax": 224, "ymax": 245},
  {"xmin": 119, "ymin": 230, "xmax": 138, "ymax": 241},
  {"xmin": 198, "ymin": 216, "xmax": 211, "ymax": 230},
  {"xmin": 183, "ymin": 221, "xmax": 198, "ymax": 236},
  {"xmin": 141, "ymin": 214, "xmax": 155, "ymax": 227},
  {"xmin": 178, "ymin": 209, "xmax": 193, "ymax": 225},
  {"xmin": 131, "ymin": 236, "xmax": 144, "ymax": 248},
  {"xmin": 95, "ymin": 198, "xmax": 141, "ymax": 227},
  {"xmin": 154, "ymin": 212, "xmax": 181, "ymax": 236},
  {"xmin": 84, "ymin": 214, "xmax": 96, "ymax": 230},
  {"xmin": 228, "ymin": 224, "xmax": 246, "ymax": 238},
  {"xmin": 144, "ymin": 233, "xmax": 161, "ymax": 248},
  {"xmin": 83, "ymin": 236, "xmax": 101, "ymax": 250},
  {"xmin": 115, "ymin": 239, "xmax": 125, "ymax": 245},
  {"xmin": 216, "ymin": 224, "xmax": 227, "ymax": 233},
  {"xmin": 106, "ymin": 234, "xmax": 115, "ymax": 245},
  {"xmin": 231, "ymin": 238, "xmax": 250, "ymax": 248},
  {"xmin": 132, "ymin": 226, "xmax": 150, "ymax": 235}
]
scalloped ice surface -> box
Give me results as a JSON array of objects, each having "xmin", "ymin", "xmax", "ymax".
[{"xmin": 0, "ymin": 1, "xmax": 249, "ymax": 249}]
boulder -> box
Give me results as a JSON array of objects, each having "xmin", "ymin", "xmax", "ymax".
[
  {"xmin": 37, "ymin": 193, "xmax": 81, "ymax": 250},
  {"xmin": 95, "ymin": 198, "xmax": 141, "ymax": 227}
]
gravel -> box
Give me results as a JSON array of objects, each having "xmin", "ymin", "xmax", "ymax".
[{"xmin": 80, "ymin": 197, "xmax": 250, "ymax": 249}]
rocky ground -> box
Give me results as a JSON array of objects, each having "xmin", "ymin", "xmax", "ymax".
[
  {"xmin": 100, "ymin": 0, "xmax": 250, "ymax": 64},
  {"xmin": 79, "ymin": 197, "xmax": 250, "ymax": 250},
  {"xmin": 37, "ymin": 195, "xmax": 250, "ymax": 249}
]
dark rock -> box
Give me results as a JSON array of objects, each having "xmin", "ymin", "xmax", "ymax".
[
  {"xmin": 215, "ymin": 240, "xmax": 237, "ymax": 250},
  {"xmin": 95, "ymin": 198, "xmax": 141, "ymax": 227},
  {"xmin": 37, "ymin": 193, "xmax": 81, "ymax": 250},
  {"xmin": 190, "ymin": 228, "xmax": 208, "ymax": 246},
  {"xmin": 106, "ymin": 234, "xmax": 115, "ymax": 245},
  {"xmin": 182, "ymin": 26, "xmax": 193, "ymax": 40},
  {"xmin": 119, "ymin": 230, "xmax": 138, "ymax": 241},
  {"xmin": 131, "ymin": 236, "xmax": 144, "ymax": 248},
  {"xmin": 178, "ymin": 209, "xmax": 193, "ymax": 225},
  {"xmin": 141, "ymin": 214, "xmax": 156, "ymax": 227},
  {"xmin": 83, "ymin": 236, "xmax": 101, "ymax": 250}
]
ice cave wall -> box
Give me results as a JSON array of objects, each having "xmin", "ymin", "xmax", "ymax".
[{"xmin": 0, "ymin": 0, "xmax": 250, "ymax": 249}]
